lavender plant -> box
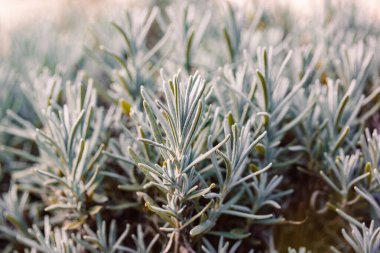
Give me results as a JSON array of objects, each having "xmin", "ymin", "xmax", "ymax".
[{"xmin": 1, "ymin": 0, "xmax": 380, "ymax": 252}]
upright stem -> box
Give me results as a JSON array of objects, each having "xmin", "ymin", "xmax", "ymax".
[{"xmin": 174, "ymin": 230, "xmax": 179, "ymax": 253}]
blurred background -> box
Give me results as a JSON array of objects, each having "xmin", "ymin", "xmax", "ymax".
[
  {"xmin": 1, "ymin": 0, "xmax": 380, "ymax": 43},
  {"xmin": 1, "ymin": 0, "xmax": 379, "ymax": 68}
]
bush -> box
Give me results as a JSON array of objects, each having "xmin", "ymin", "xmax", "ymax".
[{"xmin": 1, "ymin": 0, "xmax": 380, "ymax": 252}]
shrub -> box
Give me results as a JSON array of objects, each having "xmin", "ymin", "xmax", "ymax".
[{"xmin": 1, "ymin": 0, "xmax": 380, "ymax": 252}]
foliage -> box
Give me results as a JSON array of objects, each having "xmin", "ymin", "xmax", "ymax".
[{"xmin": 1, "ymin": 0, "xmax": 380, "ymax": 252}]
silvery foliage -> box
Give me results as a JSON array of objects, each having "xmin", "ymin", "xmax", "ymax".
[
  {"xmin": 1, "ymin": 0, "xmax": 380, "ymax": 252},
  {"xmin": 132, "ymin": 71, "xmax": 279, "ymax": 251},
  {"xmin": 0, "ymin": 65, "xmax": 17, "ymax": 176},
  {"xmin": 0, "ymin": 70, "xmax": 115, "ymax": 250},
  {"xmin": 288, "ymin": 247, "xmax": 311, "ymax": 253},
  {"xmin": 330, "ymin": 143, "xmax": 380, "ymax": 253},
  {"xmin": 103, "ymin": 6, "xmax": 173, "ymax": 103},
  {"xmin": 332, "ymin": 188, "xmax": 380, "ymax": 253},
  {"xmin": 0, "ymin": 186, "xmax": 31, "ymax": 239},
  {"xmin": 202, "ymin": 236, "xmax": 249, "ymax": 253},
  {"xmin": 73, "ymin": 217, "xmax": 159, "ymax": 253}
]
